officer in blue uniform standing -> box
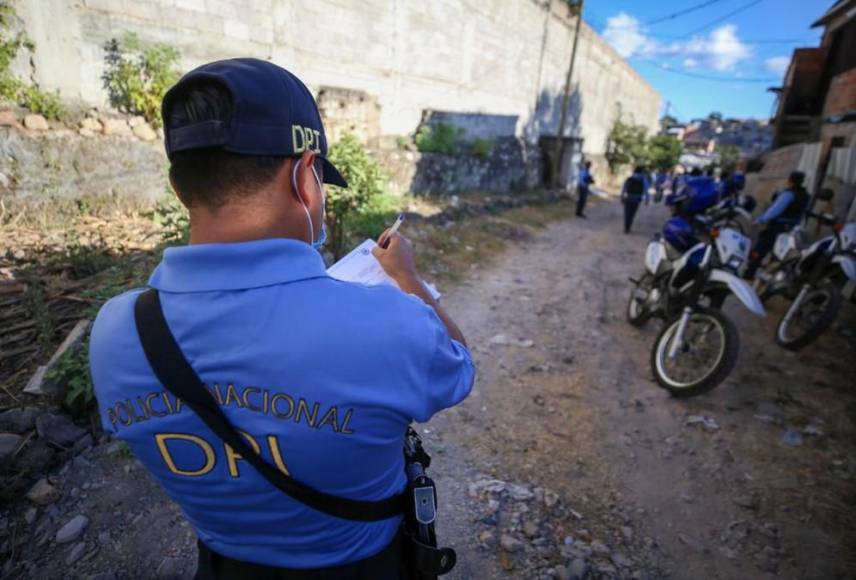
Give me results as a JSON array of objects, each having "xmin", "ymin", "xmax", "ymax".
[
  {"xmin": 621, "ymin": 166, "xmax": 648, "ymax": 233},
  {"xmin": 576, "ymin": 160, "xmax": 595, "ymax": 218},
  {"xmin": 89, "ymin": 59, "xmax": 475, "ymax": 579}
]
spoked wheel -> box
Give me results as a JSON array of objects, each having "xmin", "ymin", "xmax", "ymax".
[
  {"xmin": 651, "ymin": 307, "xmax": 739, "ymax": 398},
  {"xmin": 775, "ymin": 282, "xmax": 842, "ymax": 350},
  {"xmin": 627, "ymin": 274, "xmax": 655, "ymax": 327}
]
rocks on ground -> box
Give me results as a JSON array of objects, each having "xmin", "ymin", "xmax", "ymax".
[
  {"xmin": 56, "ymin": 514, "xmax": 89, "ymax": 543},
  {"xmin": 467, "ymin": 475, "xmax": 660, "ymax": 577}
]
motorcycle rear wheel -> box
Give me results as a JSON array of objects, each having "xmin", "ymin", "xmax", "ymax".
[
  {"xmin": 651, "ymin": 307, "xmax": 739, "ymax": 398},
  {"xmin": 775, "ymin": 281, "xmax": 842, "ymax": 350}
]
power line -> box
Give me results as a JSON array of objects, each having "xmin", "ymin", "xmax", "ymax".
[
  {"xmin": 588, "ymin": 13, "xmax": 810, "ymax": 44},
  {"xmin": 645, "ymin": 61, "xmax": 779, "ymax": 83},
  {"xmin": 646, "ymin": 0, "xmax": 729, "ymax": 25},
  {"xmin": 679, "ymin": 0, "xmax": 765, "ymax": 38}
]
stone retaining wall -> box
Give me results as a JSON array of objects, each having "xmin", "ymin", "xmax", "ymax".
[{"xmin": 0, "ymin": 110, "xmax": 166, "ymax": 204}]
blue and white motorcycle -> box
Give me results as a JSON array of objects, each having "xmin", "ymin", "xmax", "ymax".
[
  {"xmin": 755, "ymin": 218, "xmax": 856, "ymax": 349},
  {"xmin": 627, "ymin": 226, "xmax": 766, "ymax": 397}
]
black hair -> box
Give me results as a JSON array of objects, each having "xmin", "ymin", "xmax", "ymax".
[
  {"xmin": 166, "ymin": 80, "xmax": 286, "ymax": 209},
  {"xmin": 585, "ymin": 161, "xmax": 592, "ymax": 168},
  {"xmin": 690, "ymin": 167, "xmax": 703, "ymax": 176},
  {"xmin": 788, "ymin": 171, "xmax": 805, "ymax": 186},
  {"xmin": 634, "ymin": 165, "xmax": 646, "ymax": 174}
]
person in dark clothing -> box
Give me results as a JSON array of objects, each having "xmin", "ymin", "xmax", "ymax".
[
  {"xmin": 621, "ymin": 166, "xmax": 648, "ymax": 233},
  {"xmin": 744, "ymin": 171, "xmax": 810, "ymax": 279},
  {"xmin": 576, "ymin": 160, "xmax": 595, "ymax": 217}
]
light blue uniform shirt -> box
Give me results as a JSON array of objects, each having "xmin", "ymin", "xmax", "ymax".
[
  {"xmin": 756, "ymin": 190, "xmax": 794, "ymax": 225},
  {"xmin": 89, "ymin": 238, "xmax": 475, "ymax": 569}
]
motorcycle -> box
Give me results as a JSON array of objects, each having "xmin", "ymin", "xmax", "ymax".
[
  {"xmin": 627, "ymin": 226, "xmax": 766, "ymax": 397},
  {"xmin": 755, "ymin": 217, "xmax": 856, "ymax": 350},
  {"xmin": 705, "ymin": 194, "xmax": 756, "ymax": 234}
]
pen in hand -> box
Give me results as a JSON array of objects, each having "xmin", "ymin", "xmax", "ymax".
[{"xmin": 379, "ymin": 213, "xmax": 406, "ymax": 248}]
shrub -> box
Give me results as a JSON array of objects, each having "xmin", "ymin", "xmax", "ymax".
[
  {"xmin": 718, "ymin": 144, "xmax": 741, "ymax": 172},
  {"xmin": 148, "ymin": 193, "xmax": 190, "ymax": 246},
  {"xmin": 47, "ymin": 340, "xmax": 94, "ymax": 416},
  {"xmin": 0, "ymin": 2, "xmax": 65, "ymax": 119},
  {"xmin": 471, "ymin": 138, "xmax": 494, "ymax": 159},
  {"xmin": 102, "ymin": 33, "xmax": 180, "ymax": 128},
  {"xmin": 18, "ymin": 84, "xmax": 64, "ymax": 119},
  {"xmin": 325, "ymin": 133, "xmax": 388, "ymax": 259},
  {"xmin": 415, "ymin": 122, "xmax": 462, "ymax": 155}
]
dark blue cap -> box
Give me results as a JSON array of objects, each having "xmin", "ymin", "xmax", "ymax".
[{"xmin": 162, "ymin": 58, "xmax": 347, "ymax": 188}]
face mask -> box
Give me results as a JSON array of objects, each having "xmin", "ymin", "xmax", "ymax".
[{"xmin": 292, "ymin": 161, "xmax": 327, "ymax": 251}]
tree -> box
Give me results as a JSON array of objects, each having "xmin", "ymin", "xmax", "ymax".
[
  {"xmin": 708, "ymin": 111, "xmax": 723, "ymax": 123},
  {"xmin": 659, "ymin": 114, "xmax": 678, "ymax": 131},
  {"xmin": 648, "ymin": 135, "xmax": 683, "ymax": 172},
  {"xmin": 605, "ymin": 116, "xmax": 649, "ymax": 174},
  {"xmin": 718, "ymin": 144, "xmax": 741, "ymax": 172}
]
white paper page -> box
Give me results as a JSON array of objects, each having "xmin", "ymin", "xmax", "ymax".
[{"xmin": 327, "ymin": 239, "xmax": 441, "ymax": 300}]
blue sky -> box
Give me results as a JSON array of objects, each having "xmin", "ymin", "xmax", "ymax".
[{"xmin": 586, "ymin": 0, "xmax": 830, "ymax": 122}]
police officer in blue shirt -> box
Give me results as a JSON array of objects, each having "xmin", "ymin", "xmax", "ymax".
[
  {"xmin": 576, "ymin": 160, "xmax": 595, "ymax": 218},
  {"xmin": 744, "ymin": 171, "xmax": 809, "ymax": 279},
  {"xmin": 88, "ymin": 58, "xmax": 475, "ymax": 579}
]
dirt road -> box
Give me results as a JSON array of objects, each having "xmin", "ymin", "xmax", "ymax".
[
  {"xmin": 7, "ymin": 198, "xmax": 855, "ymax": 579},
  {"xmin": 433, "ymin": 198, "xmax": 856, "ymax": 579}
]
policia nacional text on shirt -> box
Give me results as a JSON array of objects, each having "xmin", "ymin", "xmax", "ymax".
[{"xmin": 88, "ymin": 59, "xmax": 475, "ymax": 578}]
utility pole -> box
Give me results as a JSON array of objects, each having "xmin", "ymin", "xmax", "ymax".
[{"xmin": 551, "ymin": 0, "xmax": 584, "ymax": 189}]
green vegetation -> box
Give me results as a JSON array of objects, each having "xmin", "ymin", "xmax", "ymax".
[
  {"xmin": 47, "ymin": 341, "xmax": 93, "ymax": 415},
  {"xmin": 718, "ymin": 144, "xmax": 741, "ymax": 172},
  {"xmin": 148, "ymin": 193, "xmax": 190, "ymax": 245},
  {"xmin": 605, "ymin": 115, "xmax": 649, "ymax": 173},
  {"xmin": 415, "ymin": 122, "xmax": 462, "ymax": 155},
  {"xmin": 55, "ymin": 232, "xmax": 115, "ymax": 279},
  {"xmin": 471, "ymin": 138, "xmax": 494, "ymax": 159},
  {"xmin": 0, "ymin": 1, "xmax": 65, "ymax": 119},
  {"xmin": 659, "ymin": 114, "xmax": 678, "ymax": 131},
  {"xmin": 325, "ymin": 132, "xmax": 390, "ymax": 258},
  {"xmin": 648, "ymin": 134, "xmax": 683, "ymax": 172},
  {"xmin": 102, "ymin": 33, "xmax": 180, "ymax": 128}
]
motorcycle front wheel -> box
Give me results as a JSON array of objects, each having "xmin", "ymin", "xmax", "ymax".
[
  {"xmin": 651, "ymin": 307, "xmax": 739, "ymax": 398},
  {"xmin": 775, "ymin": 281, "xmax": 842, "ymax": 350}
]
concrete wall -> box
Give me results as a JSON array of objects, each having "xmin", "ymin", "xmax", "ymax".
[{"xmin": 15, "ymin": 0, "xmax": 660, "ymax": 161}]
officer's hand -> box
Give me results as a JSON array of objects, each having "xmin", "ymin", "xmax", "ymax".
[{"xmin": 373, "ymin": 231, "xmax": 419, "ymax": 283}]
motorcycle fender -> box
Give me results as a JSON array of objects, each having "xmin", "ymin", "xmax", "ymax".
[
  {"xmin": 709, "ymin": 269, "xmax": 767, "ymax": 316},
  {"xmin": 833, "ymin": 255, "xmax": 856, "ymax": 281}
]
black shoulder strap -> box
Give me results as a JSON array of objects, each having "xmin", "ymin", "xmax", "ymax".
[{"xmin": 133, "ymin": 288, "xmax": 405, "ymax": 522}]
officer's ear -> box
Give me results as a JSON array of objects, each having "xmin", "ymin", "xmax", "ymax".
[{"xmin": 293, "ymin": 150, "xmax": 322, "ymax": 209}]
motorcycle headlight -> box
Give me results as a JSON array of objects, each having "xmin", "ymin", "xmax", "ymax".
[{"xmin": 727, "ymin": 255, "xmax": 744, "ymax": 270}]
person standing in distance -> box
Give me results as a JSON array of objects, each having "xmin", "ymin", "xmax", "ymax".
[
  {"xmin": 621, "ymin": 166, "xmax": 648, "ymax": 234},
  {"xmin": 576, "ymin": 160, "xmax": 595, "ymax": 218},
  {"xmin": 88, "ymin": 59, "xmax": 475, "ymax": 579}
]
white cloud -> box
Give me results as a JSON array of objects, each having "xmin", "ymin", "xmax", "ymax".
[
  {"xmin": 698, "ymin": 25, "xmax": 752, "ymax": 71},
  {"xmin": 603, "ymin": 12, "xmax": 656, "ymax": 58},
  {"xmin": 603, "ymin": 14, "xmax": 753, "ymax": 72},
  {"xmin": 764, "ymin": 56, "xmax": 790, "ymax": 74}
]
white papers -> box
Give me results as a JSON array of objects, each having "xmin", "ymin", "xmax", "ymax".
[{"xmin": 326, "ymin": 239, "xmax": 441, "ymax": 300}]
